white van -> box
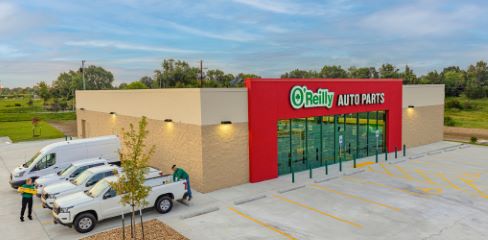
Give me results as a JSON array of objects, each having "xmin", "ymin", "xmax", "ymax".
[{"xmin": 9, "ymin": 135, "xmax": 120, "ymax": 188}]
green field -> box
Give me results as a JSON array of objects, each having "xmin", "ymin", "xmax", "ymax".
[
  {"xmin": 0, "ymin": 121, "xmax": 64, "ymax": 142},
  {"xmin": 0, "ymin": 98, "xmax": 75, "ymax": 142},
  {"xmin": 444, "ymin": 97, "xmax": 488, "ymax": 129}
]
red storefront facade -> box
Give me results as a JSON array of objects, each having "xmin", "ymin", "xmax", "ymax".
[{"xmin": 246, "ymin": 79, "xmax": 403, "ymax": 183}]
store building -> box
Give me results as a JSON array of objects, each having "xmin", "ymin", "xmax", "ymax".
[{"xmin": 76, "ymin": 79, "xmax": 444, "ymax": 192}]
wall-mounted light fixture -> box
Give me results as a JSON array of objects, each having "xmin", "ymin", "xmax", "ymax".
[
  {"xmin": 109, "ymin": 112, "xmax": 116, "ymax": 115},
  {"xmin": 408, "ymin": 105, "xmax": 415, "ymax": 109},
  {"xmin": 164, "ymin": 119, "xmax": 173, "ymax": 123},
  {"xmin": 80, "ymin": 107, "xmax": 85, "ymax": 111},
  {"xmin": 221, "ymin": 121, "xmax": 232, "ymax": 125}
]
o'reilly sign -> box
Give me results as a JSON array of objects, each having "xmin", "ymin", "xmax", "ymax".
[{"xmin": 290, "ymin": 86, "xmax": 334, "ymax": 109}]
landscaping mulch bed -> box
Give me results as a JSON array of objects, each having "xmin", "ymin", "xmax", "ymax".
[{"xmin": 82, "ymin": 219, "xmax": 188, "ymax": 240}]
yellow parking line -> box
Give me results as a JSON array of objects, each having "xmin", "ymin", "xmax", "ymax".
[
  {"xmin": 343, "ymin": 176, "xmax": 425, "ymax": 197},
  {"xmin": 228, "ymin": 207, "xmax": 298, "ymax": 240},
  {"xmin": 380, "ymin": 164, "xmax": 395, "ymax": 177},
  {"xmin": 272, "ymin": 194, "xmax": 362, "ymax": 228},
  {"xmin": 394, "ymin": 165, "xmax": 415, "ymax": 181},
  {"xmin": 459, "ymin": 178, "xmax": 488, "ymax": 199},
  {"xmin": 356, "ymin": 161, "xmax": 375, "ymax": 168},
  {"xmin": 436, "ymin": 173, "xmax": 461, "ymax": 190},
  {"xmin": 414, "ymin": 169, "xmax": 437, "ymax": 185},
  {"xmin": 310, "ymin": 184, "xmax": 400, "ymax": 212}
]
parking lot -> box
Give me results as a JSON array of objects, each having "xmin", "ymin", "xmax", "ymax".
[
  {"xmin": 1, "ymin": 139, "xmax": 487, "ymax": 239},
  {"xmin": 167, "ymin": 142, "xmax": 488, "ymax": 240}
]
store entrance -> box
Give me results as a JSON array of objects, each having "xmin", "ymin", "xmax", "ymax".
[{"xmin": 277, "ymin": 111, "xmax": 386, "ymax": 175}]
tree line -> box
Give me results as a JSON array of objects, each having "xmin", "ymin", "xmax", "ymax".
[{"xmin": 1, "ymin": 59, "xmax": 487, "ymax": 103}]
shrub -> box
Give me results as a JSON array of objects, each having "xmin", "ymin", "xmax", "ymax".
[
  {"xmin": 14, "ymin": 103, "xmax": 21, "ymax": 107},
  {"xmin": 444, "ymin": 116, "xmax": 456, "ymax": 126},
  {"xmin": 470, "ymin": 136, "xmax": 478, "ymax": 143},
  {"xmin": 462, "ymin": 101, "xmax": 478, "ymax": 110},
  {"xmin": 445, "ymin": 99, "xmax": 463, "ymax": 110}
]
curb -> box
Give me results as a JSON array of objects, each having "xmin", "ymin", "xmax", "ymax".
[
  {"xmin": 234, "ymin": 195, "xmax": 266, "ymax": 205},
  {"xmin": 180, "ymin": 206, "xmax": 220, "ymax": 219}
]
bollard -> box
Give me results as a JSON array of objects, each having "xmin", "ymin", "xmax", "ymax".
[
  {"xmin": 385, "ymin": 151, "xmax": 388, "ymax": 161},
  {"xmin": 325, "ymin": 161, "xmax": 328, "ymax": 175},
  {"xmin": 339, "ymin": 156, "xmax": 342, "ymax": 172},
  {"xmin": 64, "ymin": 135, "xmax": 67, "ymax": 141},
  {"xmin": 353, "ymin": 154, "xmax": 357, "ymax": 168},
  {"xmin": 70, "ymin": 136, "xmax": 73, "ymax": 140},
  {"xmin": 292, "ymin": 168, "xmax": 295, "ymax": 183},
  {"xmin": 375, "ymin": 149, "xmax": 378, "ymax": 163},
  {"xmin": 395, "ymin": 147, "xmax": 398, "ymax": 159},
  {"xmin": 309, "ymin": 166, "xmax": 312, "ymax": 179},
  {"xmin": 403, "ymin": 144, "xmax": 406, "ymax": 157}
]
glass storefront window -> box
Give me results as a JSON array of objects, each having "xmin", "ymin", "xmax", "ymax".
[{"xmin": 277, "ymin": 110, "xmax": 388, "ymax": 175}]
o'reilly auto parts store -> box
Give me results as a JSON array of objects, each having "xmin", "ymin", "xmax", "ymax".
[{"xmin": 76, "ymin": 79, "xmax": 444, "ymax": 192}]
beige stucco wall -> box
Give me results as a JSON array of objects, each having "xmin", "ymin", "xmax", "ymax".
[
  {"xmin": 77, "ymin": 110, "xmax": 206, "ymax": 191},
  {"xmin": 201, "ymin": 123, "xmax": 249, "ymax": 192},
  {"xmin": 76, "ymin": 108, "xmax": 249, "ymax": 192},
  {"xmin": 403, "ymin": 85, "xmax": 445, "ymax": 108},
  {"xmin": 402, "ymin": 84, "xmax": 444, "ymax": 147},
  {"xmin": 76, "ymin": 88, "xmax": 248, "ymax": 126}
]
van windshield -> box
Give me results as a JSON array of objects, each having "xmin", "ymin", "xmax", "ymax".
[
  {"xmin": 58, "ymin": 164, "xmax": 75, "ymax": 176},
  {"xmin": 87, "ymin": 179, "xmax": 110, "ymax": 198},
  {"xmin": 71, "ymin": 170, "xmax": 92, "ymax": 186},
  {"xmin": 23, "ymin": 152, "xmax": 41, "ymax": 168}
]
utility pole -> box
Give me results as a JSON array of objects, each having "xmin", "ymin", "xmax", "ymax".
[
  {"xmin": 82, "ymin": 60, "xmax": 86, "ymax": 90},
  {"xmin": 200, "ymin": 60, "xmax": 203, "ymax": 88}
]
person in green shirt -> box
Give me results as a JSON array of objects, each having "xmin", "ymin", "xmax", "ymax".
[
  {"xmin": 20, "ymin": 178, "xmax": 35, "ymax": 222},
  {"xmin": 172, "ymin": 165, "xmax": 192, "ymax": 201}
]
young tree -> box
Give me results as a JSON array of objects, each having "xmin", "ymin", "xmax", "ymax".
[
  {"xmin": 111, "ymin": 116, "xmax": 155, "ymax": 239},
  {"xmin": 36, "ymin": 81, "xmax": 51, "ymax": 105}
]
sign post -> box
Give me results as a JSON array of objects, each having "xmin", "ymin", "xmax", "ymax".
[{"xmin": 339, "ymin": 135, "xmax": 343, "ymax": 172}]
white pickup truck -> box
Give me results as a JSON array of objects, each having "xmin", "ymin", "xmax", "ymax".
[
  {"xmin": 52, "ymin": 175, "xmax": 187, "ymax": 233},
  {"xmin": 35, "ymin": 158, "xmax": 108, "ymax": 197},
  {"xmin": 41, "ymin": 165, "xmax": 120, "ymax": 209}
]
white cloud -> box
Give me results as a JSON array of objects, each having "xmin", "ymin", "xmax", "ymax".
[
  {"xmin": 64, "ymin": 40, "xmax": 200, "ymax": 53},
  {"xmin": 0, "ymin": 45, "xmax": 25, "ymax": 58},
  {"xmin": 231, "ymin": 0, "xmax": 351, "ymax": 16},
  {"xmin": 361, "ymin": 2, "xmax": 483, "ymax": 37},
  {"xmin": 162, "ymin": 20, "xmax": 257, "ymax": 42}
]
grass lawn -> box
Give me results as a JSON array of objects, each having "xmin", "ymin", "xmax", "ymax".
[
  {"xmin": 0, "ymin": 98, "xmax": 76, "ymax": 122},
  {"xmin": 0, "ymin": 121, "xmax": 65, "ymax": 142},
  {"xmin": 445, "ymin": 97, "xmax": 488, "ymax": 129}
]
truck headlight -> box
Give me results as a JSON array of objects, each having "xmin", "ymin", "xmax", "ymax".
[
  {"xmin": 48, "ymin": 193, "xmax": 59, "ymax": 199},
  {"xmin": 14, "ymin": 171, "xmax": 25, "ymax": 177},
  {"xmin": 59, "ymin": 206, "xmax": 73, "ymax": 213}
]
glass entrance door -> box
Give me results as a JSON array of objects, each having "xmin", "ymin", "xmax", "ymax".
[
  {"xmin": 307, "ymin": 117, "xmax": 322, "ymax": 169},
  {"xmin": 291, "ymin": 119, "xmax": 307, "ymax": 172}
]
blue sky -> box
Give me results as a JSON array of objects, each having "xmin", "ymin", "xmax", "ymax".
[{"xmin": 1, "ymin": 0, "xmax": 487, "ymax": 87}]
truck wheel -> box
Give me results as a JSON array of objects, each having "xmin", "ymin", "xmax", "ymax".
[
  {"xmin": 74, "ymin": 213, "xmax": 97, "ymax": 233},
  {"xmin": 155, "ymin": 196, "xmax": 173, "ymax": 214}
]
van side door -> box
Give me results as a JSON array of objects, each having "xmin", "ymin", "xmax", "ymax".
[{"xmin": 29, "ymin": 153, "xmax": 57, "ymax": 179}]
